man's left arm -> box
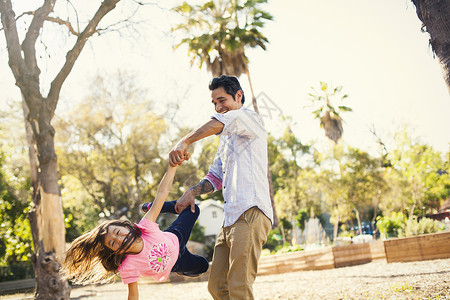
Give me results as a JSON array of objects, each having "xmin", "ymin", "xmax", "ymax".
[{"xmin": 174, "ymin": 178, "xmax": 216, "ymax": 213}]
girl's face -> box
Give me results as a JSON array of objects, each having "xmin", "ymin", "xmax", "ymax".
[{"xmin": 104, "ymin": 225, "xmax": 130, "ymax": 252}]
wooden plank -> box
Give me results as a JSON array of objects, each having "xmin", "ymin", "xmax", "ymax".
[
  {"xmin": 369, "ymin": 240, "xmax": 386, "ymax": 260},
  {"xmin": 333, "ymin": 243, "xmax": 371, "ymax": 268},
  {"xmin": 385, "ymin": 246, "xmax": 421, "ymax": 257},
  {"xmin": 259, "ymin": 232, "xmax": 449, "ymax": 275},
  {"xmin": 304, "ymin": 248, "xmax": 335, "ymax": 269},
  {"xmin": 384, "ymin": 232, "xmax": 450, "ymax": 263},
  {"xmin": 0, "ymin": 279, "xmax": 35, "ymax": 294},
  {"xmin": 334, "ymin": 254, "xmax": 371, "ymax": 263},
  {"xmin": 257, "ymin": 248, "xmax": 334, "ymax": 275}
]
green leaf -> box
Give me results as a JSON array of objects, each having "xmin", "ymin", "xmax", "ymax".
[{"xmin": 338, "ymin": 106, "xmax": 352, "ymax": 112}]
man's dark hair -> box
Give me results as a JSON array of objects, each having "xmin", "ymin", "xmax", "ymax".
[{"xmin": 209, "ymin": 75, "xmax": 245, "ymax": 105}]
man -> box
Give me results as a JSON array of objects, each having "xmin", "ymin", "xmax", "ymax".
[{"xmin": 169, "ymin": 75, "xmax": 273, "ymax": 300}]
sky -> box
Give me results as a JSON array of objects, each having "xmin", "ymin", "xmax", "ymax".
[{"xmin": 1, "ymin": 0, "xmax": 449, "ymax": 157}]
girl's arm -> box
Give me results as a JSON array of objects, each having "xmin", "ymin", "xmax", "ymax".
[
  {"xmin": 127, "ymin": 282, "xmax": 139, "ymax": 300},
  {"xmin": 143, "ymin": 165, "xmax": 177, "ymax": 223}
]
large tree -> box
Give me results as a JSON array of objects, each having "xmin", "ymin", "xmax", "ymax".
[
  {"xmin": 274, "ymin": 125, "xmax": 311, "ymax": 242},
  {"xmin": 340, "ymin": 147, "xmax": 386, "ymax": 235},
  {"xmin": 411, "ymin": 0, "xmax": 450, "ymax": 94},
  {"xmin": 0, "ymin": 1, "xmax": 135, "ymax": 298},
  {"xmin": 387, "ymin": 130, "xmax": 449, "ymax": 218},
  {"xmin": 308, "ymin": 82, "xmax": 352, "ymax": 240}
]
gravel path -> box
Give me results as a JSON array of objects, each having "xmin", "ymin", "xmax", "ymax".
[{"xmin": 3, "ymin": 258, "xmax": 449, "ymax": 300}]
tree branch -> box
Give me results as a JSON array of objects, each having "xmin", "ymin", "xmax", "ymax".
[
  {"xmin": 22, "ymin": 0, "xmax": 55, "ymax": 76},
  {"xmin": 46, "ymin": 16, "xmax": 80, "ymax": 36},
  {"xmin": 96, "ymin": 5, "xmax": 140, "ymax": 35},
  {"xmin": 47, "ymin": 0, "xmax": 121, "ymax": 115},
  {"xmin": 18, "ymin": 11, "xmax": 81, "ymax": 36},
  {"xmin": 0, "ymin": 0, "xmax": 27, "ymax": 86},
  {"xmin": 0, "ymin": 10, "xmax": 33, "ymax": 32}
]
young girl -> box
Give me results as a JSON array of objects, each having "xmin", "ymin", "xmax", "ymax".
[{"xmin": 63, "ymin": 159, "xmax": 209, "ymax": 300}]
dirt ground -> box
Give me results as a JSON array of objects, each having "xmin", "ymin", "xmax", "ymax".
[{"xmin": 2, "ymin": 258, "xmax": 449, "ymax": 300}]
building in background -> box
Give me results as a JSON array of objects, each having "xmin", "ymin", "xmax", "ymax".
[{"xmin": 198, "ymin": 199, "xmax": 224, "ymax": 239}]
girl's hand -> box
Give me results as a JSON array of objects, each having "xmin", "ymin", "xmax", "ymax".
[
  {"xmin": 169, "ymin": 140, "xmax": 189, "ymax": 166},
  {"xmin": 183, "ymin": 151, "xmax": 191, "ymax": 162},
  {"xmin": 172, "ymin": 151, "xmax": 190, "ymax": 167}
]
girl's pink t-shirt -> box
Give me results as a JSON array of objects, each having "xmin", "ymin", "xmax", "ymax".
[{"xmin": 118, "ymin": 218, "xmax": 179, "ymax": 284}]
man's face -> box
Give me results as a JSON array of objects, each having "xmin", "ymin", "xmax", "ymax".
[{"xmin": 211, "ymin": 87, "xmax": 243, "ymax": 114}]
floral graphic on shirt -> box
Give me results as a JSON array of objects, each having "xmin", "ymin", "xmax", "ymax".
[{"xmin": 147, "ymin": 243, "xmax": 171, "ymax": 273}]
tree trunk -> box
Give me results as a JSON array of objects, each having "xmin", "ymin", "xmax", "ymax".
[
  {"xmin": 411, "ymin": 0, "xmax": 450, "ymax": 94},
  {"xmin": 280, "ymin": 222, "xmax": 286, "ymax": 245},
  {"xmin": 333, "ymin": 212, "xmax": 339, "ymax": 243},
  {"xmin": 246, "ymin": 70, "xmax": 260, "ymax": 115},
  {"xmin": 246, "ymin": 70, "xmax": 279, "ymax": 227},
  {"xmin": 354, "ymin": 209, "xmax": 362, "ymax": 236},
  {"xmin": 24, "ymin": 94, "xmax": 69, "ymax": 299},
  {"xmin": 401, "ymin": 198, "xmax": 406, "ymax": 233},
  {"xmin": 23, "ymin": 97, "xmax": 69, "ymax": 298},
  {"xmin": 291, "ymin": 218, "xmax": 298, "ymax": 245}
]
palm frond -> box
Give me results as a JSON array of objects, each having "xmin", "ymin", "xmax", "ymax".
[
  {"xmin": 338, "ymin": 105, "xmax": 352, "ymax": 112},
  {"xmin": 172, "ymin": 0, "xmax": 271, "ymax": 77}
]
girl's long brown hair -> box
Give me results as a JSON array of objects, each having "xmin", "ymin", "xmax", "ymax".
[{"xmin": 62, "ymin": 219, "xmax": 141, "ymax": 284}]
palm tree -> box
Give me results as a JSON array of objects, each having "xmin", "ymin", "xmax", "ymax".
[
  {"xmin": 411, "ymin": 0, "xmax": 450, "ymax": 94},
  {"xmin": 172, "ymin": 0, "xmax": 272, "ymax": 113},
  {"xmin": 172, "ymin": 0, "xmax": 278, "ymax": 225},
  {"xmin": 309, "ymin": 82, "xmax": 352, "ymax": 242},
  {"xmin": 309, "ymin": 82, "xmax": 352, "ymax": 143}
]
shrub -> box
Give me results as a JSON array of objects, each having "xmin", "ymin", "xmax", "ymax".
[
  {"xmin": 263, "ymin": 228, "xmax": 283, "ymax": 252},
  {"xmin": 376, "ymin": 212, "xmax": 404, "ymax": 239},
  {"xmin": 277, "ymin": 244, "xmax": 304, "ymax": 253},
  {"xmin": 400, "ymin": 217, "xmax": 445, "ymax": 237},
  {"xmin": 377, "ymin": 212, "xmax": 445, "ymax": 239}
]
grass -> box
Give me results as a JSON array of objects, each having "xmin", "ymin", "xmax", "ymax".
[{"xmin": 390, "ymin": 281, "xmax": 414, "ymax": 293}]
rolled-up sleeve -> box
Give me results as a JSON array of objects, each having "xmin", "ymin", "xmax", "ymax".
[
  {"xmin": 204, "ymin": 172, "xmax": 222, "ymax": 191},
  {"xmin": 212, "ymin": 109, "xmax": 262, "ymax": 138},
  {"xmin": 205, "ymin": 151, "xmax": 223, "ymax": 191}
]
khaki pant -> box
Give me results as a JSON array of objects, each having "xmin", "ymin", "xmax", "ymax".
[{"xmin": 208, "ymin": 206, "xmax": 272, "ymax": 300}]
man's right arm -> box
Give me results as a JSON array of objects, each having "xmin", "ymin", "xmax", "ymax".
[
  {"xmin": 175, "ymin": 179, "xmax": 215, "ymax": 213},
  {"xmin": 169, "ymin": 119, "xmax": 224, "ymax": 166}
]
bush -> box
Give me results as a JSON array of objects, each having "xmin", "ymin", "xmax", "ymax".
[
  {"xmin": 400, "ymin": 217, "xmax": 445, "ymax": 237},
  {"xmin": 263, "ymin": 228, "xmax": 283, "ymax": 252},
  {"xmin": 0, "ymin": 261, "xmax": 34, "ymax": 281},
  {"xmin": 338, "ymin": 224, "xmax": 356, "ymax": 238},
  {"xmin": 189, "ymin": 222, "xmax": 206, "ymax": 243},
  {"xmin": 376, "ymin": 212, "xmax": 404, "ymax": 239},
  {"xmin": 377, "ymin": 212, "xmax": 445, "ymax": 239},
  {"xmin": 277, "ymin": 244, "xmax": 304, "ymax": 253}
]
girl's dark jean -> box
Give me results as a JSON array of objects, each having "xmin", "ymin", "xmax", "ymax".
[{"xmin": 161, "ymin": 201, "xmax": 209, "ymax": 275}]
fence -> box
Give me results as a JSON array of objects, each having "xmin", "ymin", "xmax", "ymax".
[
  {"xmin": 258, "ymin": 247, "xmax": 335, "ymax": 276},
  {"xmin": 384, "ymin": 231, "xmax": 450, "ymax": 263},
  {"xmin": 257, "ymin": 231, "xmax": 450, "ymax": 276}
]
